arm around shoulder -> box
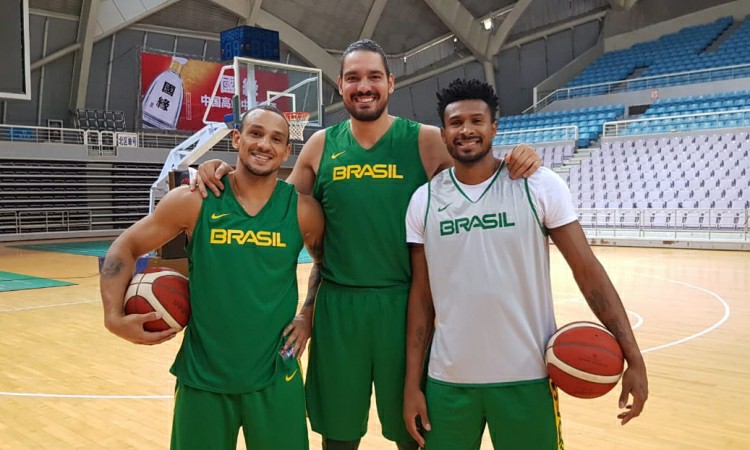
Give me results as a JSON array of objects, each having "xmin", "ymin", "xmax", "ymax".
[
  {"xmin": 192, "ymin": 159, "xmax": 233, "ymax": 198},
  {"xmin": 504, "ymin": 143, "xmax": 542, "ymax": 179},
  {"xmin": 418, "ymin": 124, "xmax": 452, "ymax": 179},
  {"xmin": 287, "ymin": 129, "xmax": 326, "ymax": 195}
]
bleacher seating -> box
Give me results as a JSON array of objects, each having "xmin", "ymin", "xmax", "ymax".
[
  {"xmin": 75, "ymin": 109, "xmax": 127, "ymax": 132},
  {"xmin": 496, "ymin": 105, "xmax": 624, "ymax": 147},
  {"xmin": 569, "ymin": 131, "xmax": 749, "ymax": 230},
  {"xmin": 622, "ymin": 90, "xmax": 750, "ymax": 135},
  {"xmin": 643, "ymin": 90, "xmax": 750, "ymax": 116},
  {"xmin": 709, "ymin": 15, "xmax": 750, "ymax": 68},
  {"xmin": 567, "ymin": 16, "xmax": 750, "ymax": 94},
  {"xmin": 495, "ymin": 143, "xmax": 575, "ymax": 169},
  {"xmin": 0, "ymin": 159, "xmax": 159, "ymax": 235}
]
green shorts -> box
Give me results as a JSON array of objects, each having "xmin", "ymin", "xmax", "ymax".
[
  {"xmin": 305, "ymin": 280, "xmax": 412, "ymax": 442},
  {"xmin": 170, "ymin": 360, "xmax": 307, "ymax": 450},
  {"xmin": 423, "ymin": 378, "xmax": 564, "ymax": 450}
]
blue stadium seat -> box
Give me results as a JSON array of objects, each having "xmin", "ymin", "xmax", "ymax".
[{"xmin": 563, "ymin": 16, "xmax": 750, "ymax": 98}]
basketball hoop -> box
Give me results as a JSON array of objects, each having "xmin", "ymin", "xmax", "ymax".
[{"xmin": 284, "ymin": 112, "xmax": 310, "ymax": 141}]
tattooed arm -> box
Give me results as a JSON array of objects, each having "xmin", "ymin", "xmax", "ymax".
[
  {"xmin": 100, "ymin": 186, "xmax": 200, "ymax": 345},
  {"xmin": 302, "ymin": 261, "xmax": 323, "ymax": 310},
  {"xmin": 403, "ymin": 243, "xmax": 434, "ymax": 448},
  {"xmin": 282, "ymin": 194, "xmax": 325, "ymax": 358},
  {"xmin": 548, "ymin": 221, "xmax": 649, "ymax": 425}
]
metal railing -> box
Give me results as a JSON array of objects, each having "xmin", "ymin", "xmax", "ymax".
[
  {"xmin": 0, "ymin": 124, "xmax": 85, "ymax": 145},
  {"xmin": 577, "ymin": 207, "xmax": 749, "ymax": 240},
  {"xmin": 139, "ymin": 131, "xmax": 234, "ymax": 151},
  {"xmin": 493, "ymin": 125, "xmax": 578, "ymax": 146},
  {"xmin": 601, "ymin": 108, "xmax": 750, "ymax": 138},
  {"xmin": 84, "ymin": 130, "xmax": 117, "ymax": 156},
  {"xmin": 526, "ymin": 62, "xmax": 750, "ymax": 113},
  {"xmin": 2, "ymin": 206, "xmax": 745, "ymax": 240},
  {"xmin": 0, "ymin": 210, "xmax": 94, "ymax": 234},
  {"xmin": 0, "ymin": 124, "xmax": 236, "ymax": 152},
  {"xmin": 2, "ymin": 206, "xmax": 746, "ymax": 243}
]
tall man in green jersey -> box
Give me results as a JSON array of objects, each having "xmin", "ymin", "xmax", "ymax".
[
  {"xmin": 100, "ymin": 105, "xmax": 324, "ymax": 450},
  {"xmin": 193, "ymin": 40, "xmax": 542, "ymax": 450}
]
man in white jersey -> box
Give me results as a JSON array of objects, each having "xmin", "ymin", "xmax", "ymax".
[{"xmin": 402, "ymin": 79, "xmax": 648, "ymax": 449}]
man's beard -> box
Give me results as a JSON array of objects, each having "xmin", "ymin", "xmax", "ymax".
[
  {"xmin": 450, "ymin": 141, "xmax": 492, "ymax": 164},
  {"xmin": 346, "ymin": 94, "xmax": 388, "ymax": 122}
]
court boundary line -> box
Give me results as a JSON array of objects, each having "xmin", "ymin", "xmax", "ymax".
[
  {"xmin": 555, "ymin": 298, "xmax": 645, "ymax": 330},
  {"xmin": 552, "ymin": 275, "xmax": 730, "ymax": 353},
  {"xmin": 0, "ymin": 274, "xmax": 730, "ymax": 399},
  {"xmin": 0, "ymin": 392, "xmax": 173, "ymax": 399},
  {"xmin": 639, "ymin": 274, "xmax": 730, "ymax": 354},
  {"xmin": 0, "ymin": 300, "xmax": 98, "ymax": 313}
]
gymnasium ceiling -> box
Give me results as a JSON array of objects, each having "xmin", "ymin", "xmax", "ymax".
[{"xmin": 30, "ymin": 0, "xmax": 611, "ymax": 58}]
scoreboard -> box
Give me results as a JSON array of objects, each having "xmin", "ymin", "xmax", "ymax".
[{"xmin": 220, "ymin": 26, "xmax": 280, "ymax": 62}]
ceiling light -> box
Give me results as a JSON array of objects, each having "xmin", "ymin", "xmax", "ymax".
[{"xmin": 482, "ymin": 18, "xmax": 492, "ymax": 30}]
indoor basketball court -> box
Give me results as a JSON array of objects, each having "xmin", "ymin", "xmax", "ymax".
[
  {"xmin": 3, "ymin": 1, "xmax": 750, "ymax": 449},
  {"xmin": 0, "ymin": 241, "xmax": 747, "ymax": 449}
]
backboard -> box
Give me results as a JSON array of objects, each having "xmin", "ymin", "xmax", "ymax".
[
  {"xmin": 233, "ymin": 57, "xmax": 323, "ymax": 128},
  {"xmin": 0, "ymin": 0, "xmax": 31, "ymax": 100}
]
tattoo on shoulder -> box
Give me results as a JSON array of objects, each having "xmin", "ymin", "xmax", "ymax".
[{"xmin": 100, "ymin": 256, "xmax": 124, "ymax": 277}]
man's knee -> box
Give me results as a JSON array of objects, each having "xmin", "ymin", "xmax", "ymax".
[{"xmin": 322, "ymin": 438, "xmax": 361, "ymax": 450}]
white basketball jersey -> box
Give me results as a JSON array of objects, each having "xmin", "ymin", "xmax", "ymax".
[{"xmin": 423, "ymin": 164, "xmax": 556, "ymax": 385}]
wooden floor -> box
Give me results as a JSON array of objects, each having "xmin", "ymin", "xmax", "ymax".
[{"xmin": 0, "ymin": 241, "xmax": 748, "ymax": 449}]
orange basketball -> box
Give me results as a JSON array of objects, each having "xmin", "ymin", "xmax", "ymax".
[
  {"xmin": 123, "ymin": 267, "xmax": 190, "ymax": 332},
  {"xmin": 545, "ymin": 321, "xmax": 624, "ymax": 399}
]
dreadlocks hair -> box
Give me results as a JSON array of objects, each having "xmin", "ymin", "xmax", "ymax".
[
  {"xmin": 341, "ymin": 39, "xmax": 391, "ymax": 77},
  {"xmin": 436, "ymin": 79, "xmax": 499, "ymax": 127}
]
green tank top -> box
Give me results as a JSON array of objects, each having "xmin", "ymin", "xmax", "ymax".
[
  {"xmin": 170, "ymin": 177, "xmax": 303, "ymax": 393},
  {"xmin": 313, "ymin": 117, "xmax": 427, "ymax": 288}
]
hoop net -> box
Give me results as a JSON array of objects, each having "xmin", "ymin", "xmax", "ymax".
[{"xmin": 284, "ymin": 112, "xmax": 310, "ymax": 141}]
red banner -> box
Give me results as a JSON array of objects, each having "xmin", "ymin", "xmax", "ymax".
[{"xmin": 140, "ymin": 52, "xmax": 290, "ymax": 131}]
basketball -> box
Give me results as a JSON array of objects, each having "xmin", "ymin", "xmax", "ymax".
[
  {"xmin": 545, "ymin": 321, "xmax": 624, "ymax": 399},
  {"xmin": 123, "ymin": 267, "xmax": 190, "ymax": 332}
]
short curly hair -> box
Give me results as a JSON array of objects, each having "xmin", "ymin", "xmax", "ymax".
[{"xmin": 436, "ymin": 79, "xmax": 499, "ymax": 126}]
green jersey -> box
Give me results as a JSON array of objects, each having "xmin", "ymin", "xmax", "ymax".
[
  {"xmin": 171, "ymin": 177, "xmax": 303, "ymax": 394},
  {"xmin": 313, "ymin": 117, "xmax": 427, "ymax": 288}
]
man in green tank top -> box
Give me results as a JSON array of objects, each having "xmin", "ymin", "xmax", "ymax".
[
  {"xmin": 100, "ymin": 105, "xmax": 324, "ymax": 450},
  {"xmin": 193, "ymin": 40, "xmax": 542, "ymax": 450}
]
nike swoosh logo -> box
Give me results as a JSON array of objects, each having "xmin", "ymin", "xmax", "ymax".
[
  {"xmin": 438, "ymin": 203, "xmax": 452, "ymax": 212},
  {"xmin": 331, "ymin": 151, "xmax": 346, "ymax": 159},
  {"xmin": 285, "ymin": 369, "xmax": 298, "ymax": 382},
  {"xmin": 211, "ymin": 213, "xmax": 229, "ymax": 220}
]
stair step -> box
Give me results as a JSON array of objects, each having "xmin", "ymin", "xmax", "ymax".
[{"xmin": 703, "ymin": 20, "xmax": 742, "ymax": 54}]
